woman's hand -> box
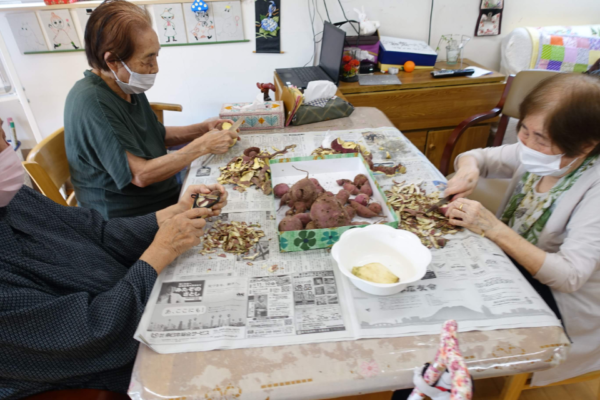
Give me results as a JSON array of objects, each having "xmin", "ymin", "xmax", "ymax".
[
  {"xmin": 141, "ymin": 208, "xmax": 210, "ymax": 274},
  {"xmin": 445, "ymin": 165, "xmax": 480, "ymax": 200},
  {"xmin": 157, "ymin": 184, "xmax": 228, "ymax": 227},
  {"xmin": 197, "ymin": 129, "xmax": 239, "ymax": 154},
  {"xmin": 445, "ymin": 198, "xmax": 503, "ymax": 238},
  {"xmin": 203, "ymin": 118, "xmax": 236, "ymax": 132}
]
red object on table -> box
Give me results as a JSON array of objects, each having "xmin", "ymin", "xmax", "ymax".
[{"xmin": 44, "ymin": 0, "xmax": 78, "ymax": 5}]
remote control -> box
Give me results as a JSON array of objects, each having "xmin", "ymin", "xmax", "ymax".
[{"xmin": 431, "ymin": 69, "xmax": 475, "ymax": 78}]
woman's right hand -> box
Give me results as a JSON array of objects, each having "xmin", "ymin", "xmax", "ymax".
[
  {"xmin": 140, "ymin": 208, "xmax": 211, "ymax": 274},
  {"xmin": 198, "ymin": 129, "xmax": 239, "ymax": 154},
  {"xmin": 445, "ymin": 165, "xmax": 480, "ymax": 200}
]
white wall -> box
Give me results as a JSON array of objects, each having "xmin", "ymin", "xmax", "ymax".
[{"xmin": 1, "ymin": 0, "xmax": 599, "ymax": 146}]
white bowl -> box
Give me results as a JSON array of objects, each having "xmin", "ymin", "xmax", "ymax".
[{"xmin": 331, "ymin": 225, "xmax": 431, "ymax": 296}]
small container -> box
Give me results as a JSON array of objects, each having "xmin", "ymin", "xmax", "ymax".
[
  {"xmin": 388, "ymin": 67, "xmax": 399, "ymax": 75},
  {"xmin": 331, "ymin": 225, "xmax": 431, "ymax": 296}
]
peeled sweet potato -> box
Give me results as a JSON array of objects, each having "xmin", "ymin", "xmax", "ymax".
[
  {"xmin": 359, "ymin": 181, "xmax": 373, "ymax": 196},
  {"xmin": 343, "ymin": 182, "xmax": 360, "ymax": 195},
  {"xmin": 354, "ymin": 194, "xmax": 370, "ymax": 207},
  {"xmin": 353, "ymin": 174, "xmax": 368, "ymax": 188},
  {"xmin": 310, "ymin": 195, "xmax": 351, "ymax": 229},
  {"xmin": 344, "ymin": 204, "xmax": 356, "ymax": 220},
  {"xmin": 279, "ymin": 216, "xmax": 303, "ymax": 232},
  {"xmin": 368, "ymin": 202, "xmax": 383, "ymax": 215},
  {"xmin": 274, "ymin": 183, "xmax": 290, "ymax": 199},
  {"xmin": 335, "ymin": 189, "xmax": 350, "ymax": 205},
  {"xmin": 310, "ymin": 178, "xmax": 325, "ymax": 194},
  {"xmin": 294, "ymin": 213, "xmax": 312, "ymax": 228},
  {"xmin": 350, "ymin": 200, "xmax": 378, "ymax": 218}
]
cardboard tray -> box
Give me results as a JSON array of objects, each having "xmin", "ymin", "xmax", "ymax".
[{"xmin": 269, "ymin": 153, "xmax": 399, "ymax": 252}]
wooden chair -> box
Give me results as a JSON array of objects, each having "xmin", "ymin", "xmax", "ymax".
[
  {"xmin": 439, "ymin": 70, "xmax": 559, "ymax": 176},
  {"xmin": 500, "ymin": 370, "xmax": 600, "ymax": 400},
  {"xmin": 22, "ymin": 103, "xmax": 182, "ymax": 207}
]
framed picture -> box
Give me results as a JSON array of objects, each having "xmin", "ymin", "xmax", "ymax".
[
  {"xmin": 153, "ymin": 3, "xmax": 188, "ymax": 45},
  {"xmin": 475, "ymin": 10, "xmax": 502, "ymax": 37},
  {"xmin": 7, "ymin": 12, "xmax": 49, "ymax": 53},
  {"xmin": 183, "ymin": 2, "xmax": 216, "ymax": 43},
  {"xmin": 39, "ymin": 9, "xmax": 81, "ymax": 50},
  {"xmin": 213, "ymin": 0, "xmax": 244, "ymax": 42}
]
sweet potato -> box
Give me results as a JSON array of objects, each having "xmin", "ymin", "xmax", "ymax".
[
  {"xmin": 335, "ymin": 189, "xmax": 350, "ymax": 205},
  {"xmin": 354, "ymin": 193, "xmax": 370, "ymax": 207},
  {"xmin": 279, "ymin": 193, "xmax": 290, "ymax": 209},
  {"xmin": 273, "ymin": 183, "xmax": 290, "ymax": 199},
  {"xmin": 289, "ymin": 171, "xmax": 319, "ymax": 208},
  {"xmin": 325, "ymin": 191, "xmax": 334, "ymax": 197},
  {"xmin": 292, "ymin": 202, "xmax": 307, "ymax": 214},
  {"xmin": 310, "ymin": 178, "xmax": 325, "ymax": 194},
  {"xmin": 279, "ymin": 216, "xmax": 303, "ymax": 232},
  {"xmin": 285, "ymin": 209, "xmax": 294, "ymax": 217},
  {"xmin": 343, "ymin": 182, "xmax": 360, "ymax": 195},
  {"xmin": 306, "ymin": 221, "xmax": 316, "ymax": 230},
  {"xmin": 353, "ymin": 174, "xmax": 368, "ymax": 188},
  {"xmin": 294, "ymin": 213, "xmax": 312, "ymax": 228},
  {"xmin": 359, "ymin": 181, "xmax": 373, "ymax": 196},
  {"xmin": 368, "ymin": 202, "xmax": 383, "ymax": 215},
  {"xmin": 310, "ymin": 195, "xmax": 351, "ymax": 229},
  {"xmin": 336, "ymin": 179, "xmax": 352, "ymax": 186},
  {"xmin": 350, "ymin": 200, "xmax": 378, "ymax": 218},
  {"xmin": 344, "ymin": 204, "xmax": 356, "ymax": 220}
]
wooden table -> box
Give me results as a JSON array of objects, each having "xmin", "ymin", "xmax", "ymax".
[
  {"xmin": 128, "ymin": 108, "xmax": 568, "ymax": 400},
  {"xmin": 338, "ymin": 59, "xmax": 505, "ymax": 174}
]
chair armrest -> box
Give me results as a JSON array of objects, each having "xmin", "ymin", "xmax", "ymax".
[
  {"xmin": 66, "ymin": 191, "xmax": 77, "ymax": 207},
  {"xmin": 150, "ymin": 102, "xmax": 183, "ymax": 112},
  {"xmin": 22, "ymin": 161, "xmax": 69, "ymax": 207}
]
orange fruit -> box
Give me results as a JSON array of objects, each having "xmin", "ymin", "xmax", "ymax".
[{"xmin": 403, "ymin": 61, "xmax": 416, "ymax": 73}]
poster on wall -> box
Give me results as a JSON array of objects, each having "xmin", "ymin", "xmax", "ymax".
[
  {"xmin": 39, "ymin": 9, "xmax": 81, "ymax": 50},
  {"xmin": 183, "ymin": 2, "xmax": 216, "ymax": 43},
  {"xmin": 153, "ymin": 4, "xmax": 188, "ymax": 44},
  {"xmin": 254, "ymin": 0, "xmax": 280, "ymax": 53},
  {"xmin": 213, "ymin": 1, "xmax": 245, "ymax": 42},
  {"xmin": 475, "ymin": 0, "xmax": 503, "ymax": 37},
  {"xmin": 74, "ymin": 7, "xmax": 95, "ymax": 45},
  {"xmin": 7, "ymin": 12, "xmax": 49, "ymax": 53}
]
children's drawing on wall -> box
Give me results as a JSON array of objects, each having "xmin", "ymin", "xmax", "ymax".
[
  {"xmin": 213, "ymin": 1, "xmax": 244, "ymax": 42},
  {"xmin": 7, "ymin": 12, "xmax": 49, "ymax": 53},
  {"xmin": 254, "ymin": 0, "xmax": 281, "ymax": 53},
  {"xmin": 74, "ymin": 8, "xmax": 96, "ymax": 46},
  {"xmin": 153, "ymin": 4, "xmax": 187, "ymax": 45},
  {"xmin": 183, "ymin": 2, "xmax": 216, "ymax": 43},
  {"xmin": 39, "ymin": 10, "xmax": 81, "ymax": 50}
]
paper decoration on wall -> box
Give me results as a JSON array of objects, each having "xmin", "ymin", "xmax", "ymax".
[
  {"xmin": 74, "ymin": 8, "xmax": 95, "ymax": 46},
  {"xmin": 7, "ymin": 12, "xmax": 49, "ymax": 53},
  {"xmin": 39, "ymin": 9, "xmax": 81, "ymax": 50},
  {"xmin": 475, "ymin": 0, "xmax": 503, "ymax": 37},
  {"xmin": 183, "ymin": 2, "xmax": 216, "ymax": 43},
  {"xmin": 153, "ymin": 4, "xmax": 187, "ymax": 44},
  {"xmin": 254, "ymin": 0, "xmax": 280, "ymax": 53},
  {"xmin": 213, "ymin": 1, "xmax": 244, "ymax": 42}
]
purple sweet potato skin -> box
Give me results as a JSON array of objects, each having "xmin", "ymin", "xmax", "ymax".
[
  {"xmin": 343, "ymin": 182, "xmax": 360, "ymax": 195},
  {"xmin": 359, "ymin": 181, "xmax": 373, "ymax": 196},
  {"xmin": 273, "ymin": 183, "xmax": 290, "ymax": 199},
  {"xmin": 293, "ymin": 202, "xmax": 307, "ymax": 214},
  {"xmin": 368, "ymin": 202, "xmax": 383, "ymax": 215},
  {"xmin": 353, "ymin": 174, "xmax": 368, "ymax": 188},
  {"xmin": 350, "ymin": 200, "xmax": 378, "ymax": 218},
  {"xmin": 354, "ymin": 194, "xmax": 370, "ymax": 207},
  {"xmin": 310, "ymin": 195, "xmax": 351, "ymax": 229},
  {"xmin": 344, "ymin": 204, "xmax": 356, "ymax": 220},
  {"xmin": 279, "ymin": 216, "xmax": 303, "ymax": 231},
  {"xmin": 310, "ymin": 178, "xmax": 325, "ymax": 194},
  {"xmin": 279, "ymin": 193, "xmax": 290, "ymax": 209},
  {"xmin": 335, "ymin": 189, "xmax": 350, "ymax": 205},
  {"xmin": 290, "ymin": 178, "xmax": 319, "ymax": 208},
  {"xmin": 294, "ymin": 213, "xmax": 312, "ymax": 227}
]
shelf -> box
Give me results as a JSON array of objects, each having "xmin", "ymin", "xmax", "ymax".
[
  {"xmin": 0, "ymin": 93, "xmax": 19, "ymax": 103},
  {"xmin": 24, "ymin": 48, "xmax": 84, "ymax": 54},
  {"xmin": 0, "ymin": 0, "xmax": 223, "ymax": 12},
  {"xmin": 161, "ymin": 39, "xmax": 250, "ymax": 47}
]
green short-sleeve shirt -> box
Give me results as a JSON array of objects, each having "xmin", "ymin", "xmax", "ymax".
[{"xmin": 65, "ymin": 70, "xmax": 180, "ymax": 219}]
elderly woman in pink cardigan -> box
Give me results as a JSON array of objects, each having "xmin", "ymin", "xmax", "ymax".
[{"xmin": 444, "ymin": 73, "xmax": 600, "ymax": 386}]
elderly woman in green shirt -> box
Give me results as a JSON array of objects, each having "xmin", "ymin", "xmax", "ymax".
[{"xmin": 65, "ymin": 0, "xmax": 239, "ymax": 219}]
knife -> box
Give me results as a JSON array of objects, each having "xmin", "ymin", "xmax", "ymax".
[
  {"xmin": 200, "ymin": 118, "xmax": 244, "ymax": 167},
  {"xmin": 426, "ymin": 195, "xmax": 452, "ymax": 213}
]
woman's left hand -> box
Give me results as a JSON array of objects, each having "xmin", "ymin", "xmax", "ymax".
[
  {"xmin": 445, "ymin": 198, "xmax": 502, "ymax": 238},
  {"xmin": 177, "ymin": 184, "xmax": 228, "ymax": 215}
]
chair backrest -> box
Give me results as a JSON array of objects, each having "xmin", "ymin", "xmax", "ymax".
[
  {"xmin": 502, "ymin": 70, "xmax": 560, "ymax": 119},
  {"xmin": 23, "ymin": 127, "xmax": 71, "ymax": 207},
  {"xmin": 150, "ymin": 102, "xmax": 183, "ymax": 124}
]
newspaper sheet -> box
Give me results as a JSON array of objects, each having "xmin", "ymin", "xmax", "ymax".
[{"xmin": 135, "ymin": 127, "xmax": 561, "ymax": 354}]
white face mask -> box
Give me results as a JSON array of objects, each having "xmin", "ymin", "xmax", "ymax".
[
  {"xmin": 0, "ymin": 145, "xmax": 24, "ymax": 207},
  {"xmin": 518, "ymin": 138, "xmax": 578, "ymax": 177},
  {"xmin": 110, "ymin": 61, "xmax": 156, "ymax": 95}
]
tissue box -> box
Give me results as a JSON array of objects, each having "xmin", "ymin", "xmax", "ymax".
[
  {"xmin": 219, "ymin": 101, "xmax": 285, "ymax": 131},
  {"xmin": 43, "ymin": 0, "xmax": 77, "ymax": 4}
]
